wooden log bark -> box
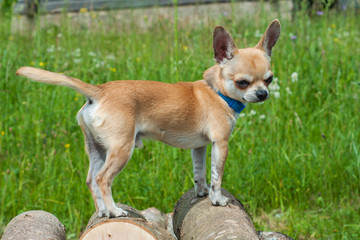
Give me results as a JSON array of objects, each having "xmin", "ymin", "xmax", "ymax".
[
  {"xmin": 258, "ymin": 231, "xmax": 293, "ymax": 240},
  {"xmin": 80, "ymin": 203, "xmax": 175, "ymax": 240},
  {"xmin": 173, "ymin": 188, "xmax": 259, "ymax": 240},
  {"xmin": 173, "ymin": 188, "xmax": 293, "ymax": 240},
  {"xmin": 2, "ymin": 210, "xmax": 66, "ymax": 240},
  {"xmin": 141, "ymin": 207, "xmax": 168, "ymax": 229},
  {"xmin": 141, "ymin": 208, "xmax": 175, "ymax": 237}
]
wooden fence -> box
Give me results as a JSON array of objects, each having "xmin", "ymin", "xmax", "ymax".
[{"xmin": 14, "ymin": 0, "xmax": 247, "ymax": 15}]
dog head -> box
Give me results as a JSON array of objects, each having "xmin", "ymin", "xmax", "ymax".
[{"xmin": 206, "ymin": 19, "xmax": 281, "ymax": 103}]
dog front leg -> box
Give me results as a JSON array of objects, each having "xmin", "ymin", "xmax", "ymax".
[
  {"xmin": 191, "ymin": 146, "xmax": 208, "ymax": 197},
  {"xmin": 209, "ymin": 140, "xmax": 229, "ymax": 206}
]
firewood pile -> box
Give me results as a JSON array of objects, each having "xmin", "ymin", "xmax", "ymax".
[{"xmin": 1, "ymin": 188, "xmax": 293, "ymax": 240}]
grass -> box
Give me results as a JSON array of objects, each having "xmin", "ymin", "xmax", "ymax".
[{"xmin": 1, "ymin": 3, "xmax": 360, "ymax": 239}]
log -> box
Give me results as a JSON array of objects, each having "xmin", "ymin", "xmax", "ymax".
[
  {"xmin": 141, "ymin": 208, "xmax": 175, "ymax": 237},
  {"xmin": 258, "ymin": 231, "xmax": 293, "ymax": 240},
  {"xmin": 173, "ymin": 188, "xmax": 259, "ymax": 240},
  {"xmin": 80, "ymin": 203, "xmax": 176, "ymax": 240},
  {"xmin": 2, "ymin": 210, "xmax": 66, "ymax": 240},
  {"xmin": 165, "ymin": 213, "xmax": 175, "ymax": 237},
  {"xmin": 141, "ymin": 207, "xmax": 168, "ymax": 229}
]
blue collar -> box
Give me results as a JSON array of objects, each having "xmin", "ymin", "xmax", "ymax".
[{"xmin": 217, "ymin": 91, "xmax": 246, "ymax": 113}]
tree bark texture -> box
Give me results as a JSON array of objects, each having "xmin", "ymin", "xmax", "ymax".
[
  {"xmin": 258, "ymin": 231, "xmax": 293, "ymax": 240},
  {"xmin": 1, "ymin": 210, "xmax": 66, "ymax": 240},
  {"xmin": 173, "ymin": 188, "xmax": 259, "ymax": 240},
  {"xmin": 80, "ymin": 203, "xmax": 175, "ymax": 240},
  {"xmin": 141, "ymin": 207, "xmax": 168, "ymax": 229},
  {"xmin": 141, "ymin": 208, "xmax": 175, "ymax": 237}
]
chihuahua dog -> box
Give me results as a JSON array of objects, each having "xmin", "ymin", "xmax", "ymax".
[{"xmin": 17, "ymin": 19, "xmax": 280, "ymax": 218}]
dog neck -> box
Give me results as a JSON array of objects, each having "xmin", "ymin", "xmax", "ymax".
[
  {"xmin": 203, "ymin": 65, "xmax": 229, "ymax": 94},
  {"xmin": 204, "ymin": 65, "xmax": 246, "ymax": 114},
  {"xmin": 216, "ymin": 91, "xmax": 246, "ymax": 113},
  {"xmin": 203, "ymin": 65, "xmax": 219, "ymax": 90}
]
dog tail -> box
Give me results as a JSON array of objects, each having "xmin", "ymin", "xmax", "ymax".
[{"xmin": 16, "ymin": 67, "xmax": 101, "ymax": 100}]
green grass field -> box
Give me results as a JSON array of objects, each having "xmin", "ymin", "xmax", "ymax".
[{"xmin": 1, "ymin": 4, "xmax": 359, "ymax": 239}]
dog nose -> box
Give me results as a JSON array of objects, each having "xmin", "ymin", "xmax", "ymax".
[{"xmin": 256, "ymin": 90, "xmax": 268, "ymax": 101}]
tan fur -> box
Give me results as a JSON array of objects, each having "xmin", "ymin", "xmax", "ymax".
[
  {"xmin": 16, "ymin": 67, "xmax": 100, "ymax": 99},
  {"xmin": 16, "ymin": 19, "xmax": 281, "ymax": 217}
]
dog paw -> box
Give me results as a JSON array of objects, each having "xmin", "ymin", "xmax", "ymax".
[
  {"xmin": 97, "ymin": 206, "xmax": 109, "ymax": 218},
  {"xmin": 109, "ymin": 207, "xmax": 129, "ymax": 218},
  {"xmin": 98, "ymin": 207, "xmax": 129, "ymax": 218},
  {"xmin": 195, "ymin": 185, "xmax": 209, "ymax": 197},
  {"xmin": 211, "ymin": 195, "xmax": 229, "ymax": 206},
  {"xmin": 98, "ymin": 210, "xmax": 107, "ymax": 218},
  {"xmin": 210, "ymin": 192, "xmax": 229, "ymax": 206}
]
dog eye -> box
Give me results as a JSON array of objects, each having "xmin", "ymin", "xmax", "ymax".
[
  {"xmin": 265, "ymin": 76, "xmax": 273, "ymax": 84},
  {"xmin": 235, "ymin": 80, "xmax": 250, "ymax": 88}
]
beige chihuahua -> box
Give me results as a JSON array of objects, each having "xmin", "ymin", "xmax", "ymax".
[{"xmin": 17, "ymin": 19, "xmax": 280, "ymax": 218}]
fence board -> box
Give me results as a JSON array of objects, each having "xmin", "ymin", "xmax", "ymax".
[{"xmin": 14, "ymin": 0, "xmax": 241, "ymax": 14}]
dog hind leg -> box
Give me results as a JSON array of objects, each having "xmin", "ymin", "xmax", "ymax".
[
  {"xmin": 85, "ymin": 134, "xmax": 107, "ymax": 215},
  {"xmin": 80, "ymin": 122, "xmax": 108, "ymax": 216},
  {"xmin": 96, "ymin": 141, "xmax": 134, "ymax": 218}
]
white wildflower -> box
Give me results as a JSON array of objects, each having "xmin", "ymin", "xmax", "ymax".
[
  {"xmin": 239, "ymin": 113, "xmax": 246, "ymax": 118},
  {"xmin": 95, "ymin": 61, "xmax": 105, "ymax": 68},
  {"xmin": 254, "ymin": 29, "xmax": 262, "ymax": 38},
  {"xmin": 73, "ymin": 48, "xmax": 81, "ymax": 57},
  {"xmin": 106, "ymin": 54, "xmax": 116, "ymax": 60},
  {"xmin": 47, "ymin": 45, "xmax": 55, "ymax": 53},
  {"xmin": 269, "ymin": 81, "xmax": 280, "ymax": 98},
  {"xmin": 342, "ymin": 31, "xmax": 350, "ymax": 37},
  {"xmin": 286, "ymin": 87, "xmax": 292, "ymax": 95},
  {"xmin": 269, "ymin": 82, "xmax": 280, "ymax": 91},
  {"xmin": 259, "ymin": 114, "xmax": 266, "ymax": 120},
  {"xmin": 89, "ymin": 51, "xmax": 97, "ymax": 57},
  {"xmin": 249, "ymin": 110, "xmax": 257, "ymax": 116},
  {"xmin": 291, "ymin": 72, "xmax": 298, "ymax": 82}
]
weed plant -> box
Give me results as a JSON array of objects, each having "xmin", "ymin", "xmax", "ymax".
[{"xmin": 0, "ymin": 3, "xmax": 359, "ymax": 239}]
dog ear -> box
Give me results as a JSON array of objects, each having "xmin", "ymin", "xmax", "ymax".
[
  {"xmin": 213, "ymin": 26, "xmax": 237, "ymax": 65},
  {"xmin": 255, "ymin": 19, "xmax": 281, "ymax": 57}
]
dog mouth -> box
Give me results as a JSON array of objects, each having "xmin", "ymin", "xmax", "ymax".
[
  {"xmin": 243, "ymin": 91, "xmax": 269, "ymax": 103},
  {"xmin": 243, "ymin": 97, "xmax": 267, "ymax": 103}
]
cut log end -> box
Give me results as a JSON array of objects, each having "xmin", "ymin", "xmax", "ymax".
[
  {"xmin": 2, "ymin": 210, "xmax": 66, "ymax": 240},
  {"xmin": 81, "ymin": 220, "xmax": 159, "ymax": 240},
  {"xmin": 80, "ymin": 203, "xmax": 175, "ymax": 240}
]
